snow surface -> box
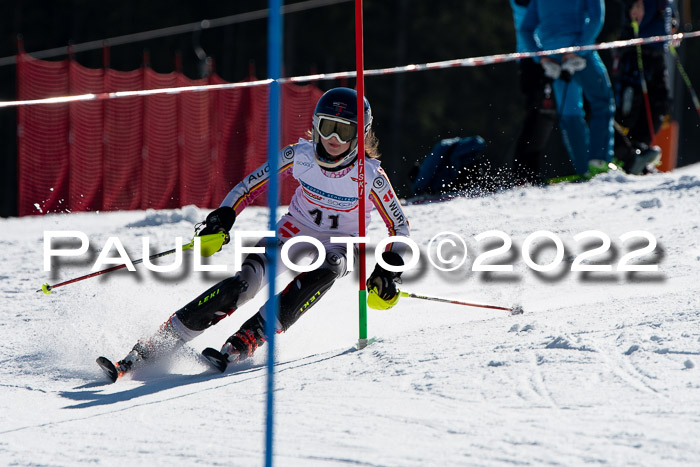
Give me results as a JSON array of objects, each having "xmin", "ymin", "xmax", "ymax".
[{"xmin": 1, "ymin": 165, "xmax": 700, "ymax": 466}]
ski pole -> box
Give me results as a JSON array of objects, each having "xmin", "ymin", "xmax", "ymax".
[
  {"xmin": 38, "ymin": 232, "xmax": 227, "ymax": 295},
  {"xmin": 632, "ymin": 21, "xmax": 657, "ymax": 142},
  {"xmin": 669, "ymin": 43, "xmax": 700, "ymax": 119},
  {"xmin": 398, "ymin": 290, "xmax": 524, "ymax": 315}
]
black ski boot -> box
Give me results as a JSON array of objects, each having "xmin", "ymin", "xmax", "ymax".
[{"xmin": 202, "ymin": 315, "xmax": 267, "ymax": 372}]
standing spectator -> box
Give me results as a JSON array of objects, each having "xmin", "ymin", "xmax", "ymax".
[
  {"xmin": 510, "ymin": 0, "xmax": 556, "ymax": 185},
  {"xmin": 520, "ymin": 0, "xmax": 616, "ymax": 177},
  {"xmin": 510, "ymin": 0, "xmax": 583, "ymax": 185},
  {"xmin": 612, "ymin": 0, "xmax": 674, "ymax": 174}
]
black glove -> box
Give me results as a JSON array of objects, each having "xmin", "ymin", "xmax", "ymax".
[
  {"xmin": 198, "ymin": 206, "xmax": 236, "ymax": 242},
  {"xmin": 367, "ymin": 251, "xmax": 404, "ymax": 300}
]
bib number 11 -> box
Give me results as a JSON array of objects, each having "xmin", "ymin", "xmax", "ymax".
[{"xmin": 309, "ymin": 209, "xmax": 339, "ymax": 230}]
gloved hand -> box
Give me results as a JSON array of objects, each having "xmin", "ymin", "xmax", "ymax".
[
  {"xmin": 541, "ymin": 59, "xmax": 561, "ymax": 80},
  {"xmin": 198, "ymin": 206, "xmax": 236, "ymax": 243},
  {"xmin": 367, "ymin": 251, "xmax": 404, "ymax": 309},
  {"xmin": 561, "ymin": 54, "xmax": 587, "ymax": 75}
]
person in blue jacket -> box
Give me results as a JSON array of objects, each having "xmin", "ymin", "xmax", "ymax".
[
  {"xmin": 520, "ymin": 0, "xmax": 616, "ymax": 177},
  {"xmin": 510, "ymin": 0, "xmax": 583, "ymax": 184}
]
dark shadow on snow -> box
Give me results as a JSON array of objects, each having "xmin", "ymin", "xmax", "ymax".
[{"xmin": 59, "ymin": 346, "xmax": 358, "ymax": 410}]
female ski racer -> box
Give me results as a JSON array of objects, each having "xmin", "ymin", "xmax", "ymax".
[{"xmin": 98, "ymin": 87, "xmax": 410, "ymax": 382}]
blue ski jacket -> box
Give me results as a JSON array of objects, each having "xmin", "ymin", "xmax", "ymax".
[{"xmin": 520, "ymin": 0, "xmax": 605, "ymax": 57}]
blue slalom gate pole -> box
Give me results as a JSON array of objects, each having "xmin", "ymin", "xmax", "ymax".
[{"xmin": 265, "ymin": 0, "xmax": 282, "ymax": 465}]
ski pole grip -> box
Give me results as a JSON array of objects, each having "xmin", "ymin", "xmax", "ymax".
[{"xmin": 182, "ymin": 232, "xmax": 228, "ymax": 257}]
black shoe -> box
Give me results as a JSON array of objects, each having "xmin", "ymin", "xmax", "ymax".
[{"xmin": 628, "ymin": 146, "xmax": 661, "ymax": 175}]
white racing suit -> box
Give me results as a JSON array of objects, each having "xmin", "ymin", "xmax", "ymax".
[{"xmin": 146, "ymin": 139, "xmax": 410, "ymax": 360}]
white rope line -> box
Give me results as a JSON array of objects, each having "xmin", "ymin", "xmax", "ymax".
[{"xmin": 2, "ymin": 31, "xmax": 698, "ymax": 109}]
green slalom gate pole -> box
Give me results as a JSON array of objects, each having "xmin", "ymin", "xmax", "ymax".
[
  {"xmin": 355, "ymin": 0, "xmax": 368, "ymax": 349},
  {"xmin": 359, "ymin": 289, "xmax": 367, "ymax": 343}
]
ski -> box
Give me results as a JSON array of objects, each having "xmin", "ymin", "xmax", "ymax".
[
  {"xmin": 96, "ymin": 356, "xmax": 121, "ymax": 383},
  {"xmin": 202, "ymin": 347, "xmax": 229, "ymax": 373},
  {"xmin": 96, "ymin": 348, "xmax": 228, "ymax": 383}
]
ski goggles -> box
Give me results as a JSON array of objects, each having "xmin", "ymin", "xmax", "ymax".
[{"xmin": 315, "ymin": 116, "xmax": 358, "ymax": 143}]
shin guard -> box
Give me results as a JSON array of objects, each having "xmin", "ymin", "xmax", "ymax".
[
  {"xmin": 175, "ymin": 275, "xmax": 249, "ymax": 332},
  {"xmin": 277, "ymin": 268, "xmax": 339, "ymax": 331},
  {"xmin": 223, "ymin": 268, "xmax": 339, "ymax": 361}
]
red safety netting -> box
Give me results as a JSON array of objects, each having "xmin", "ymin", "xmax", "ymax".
[
  {"xmin": 143, "ymin": 68, "xmax": 179, "ymax": 210},
  {"xmin": 210, "ymin": 74, "xmax": 253, "ymax": 205},
  {"xmin": 68, "ymin": 60, "xmax": 103, "ymax": 212},
  {"xmin": 17, "ymin": 55, "xmax": 70, "ymax": 215},
  {"xmin": 16, "ymin": 53, "xmax": 322, "ymax": 216},
  {"xmin": 178, "ymin": 75, "xmax": 214, "ymax": 208},
  {"xmin": 103, "ymin": 68, "xmax": 144, "ymax": 211}
]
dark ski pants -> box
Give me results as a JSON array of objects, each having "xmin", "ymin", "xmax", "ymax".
[{"xmin": 168, "ymin": 214, "xmax": 354, "ymax": 345}]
